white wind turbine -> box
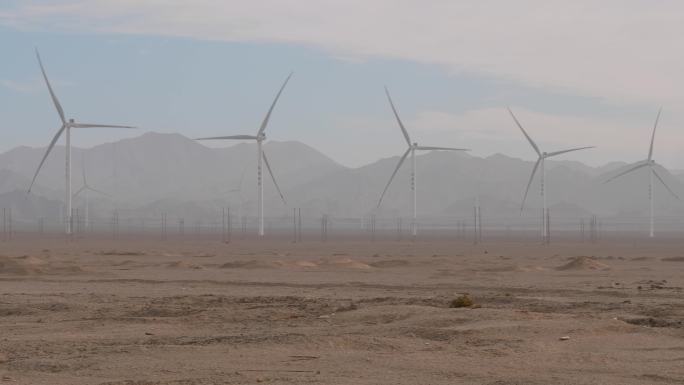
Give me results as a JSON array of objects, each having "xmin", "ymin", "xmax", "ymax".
[
  {"xmin": 27, "ymin": 49, "xmax": 135, "ymax": 234},
  {"xmin": 73, "ymin": 154, "xmax": 110, "ymax": 231},
  {"xmin": 196, "ymin": 73, "xmax": 292, "ymax": 237},
  {"xmin": 377, "ymin": 87, "xmax": 469, "ymax": 237},
  {"xmin": 604, "ymin": 108, "xmax": 679, "ymax": 238},
  {"xmin": 507, "ymin": 107, "xmax": 594, "ymax": 240}
]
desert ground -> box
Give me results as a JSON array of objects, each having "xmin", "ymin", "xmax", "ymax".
[{"xmin": 0, "ymin": 234, "xmax": 683, "ymax": 384}]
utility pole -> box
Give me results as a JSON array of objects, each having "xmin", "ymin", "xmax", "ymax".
[
  {"xmin": 322, "ymin": 214, "xmax": 330, "ymax": 242},
  {"xmin": 292, "ymin": 208, "xmax": 297, "ymax": 243},
  {"xmin": 298, "ymin": 208, "xmax": 302, "ymax": 242}
]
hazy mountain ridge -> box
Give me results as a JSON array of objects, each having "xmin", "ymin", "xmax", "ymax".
[{"xmin": 1, "ymin": 132, "xmax": 683, "ymax": 221}]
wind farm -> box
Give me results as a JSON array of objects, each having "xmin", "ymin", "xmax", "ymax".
[{"xmin": 2, "ymin": 2, "xmax": 684, "ymax": 384}]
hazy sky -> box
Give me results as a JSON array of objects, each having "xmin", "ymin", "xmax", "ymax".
[{"xmin": 1, "ymin": 1, "xmax": 683, "ymax": 168}]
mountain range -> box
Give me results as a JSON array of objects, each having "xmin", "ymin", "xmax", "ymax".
[{"xmin": 1, "ymin": 132, "xmax": 683, "ymax": 226}]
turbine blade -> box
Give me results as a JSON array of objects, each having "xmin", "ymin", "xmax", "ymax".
[
  {"xmin": 195, "ymin": 135, "xmax": 258, "ymax": 141},
  {"xmin": 35, "ymin": 49, "xmax": 66, "ymax": 124},
  {"xmin": 416, "ymin": 146, "xmax": 469, "ymax": 151},
  {"xmin": 521, "ymin": 157, "xmax": 541, "ymax": 211},
  {"xmin": 72, "ymin": 185, "xmax": 86, "ymax": 198},
  {"xmin": 545, "ymin": 146, "xmax": 595, "ymax": 157},
  {"xmin": 257, "ymin": 72, "xmax": 293, "ymax": 136},
  {"xmin": 384, "ymin": 87, "xmax": 412, "ymax": 146},
  {"xmin": 262, "ymin": 150, "xmax": 286, "ymax": 205},
  {"xmin": 652, "ymin": 167, "xmax": 680, "ymax": 200},
  {"xmin": 71, "ymin": 123, "xmax": 136, "ymax": 129},
  {"xmin": 377, "ymin": 148, "xmax": 411, "ymax": 208},
  {"xmin": 87, "ymin": 186, "xmax": 111, "ymax": 198},
  {"xmin": 27, "ymin": 124, "xmax": 66, "ymax": 193},
  {"xmin": 603, "ymin": 161, "xmax": 649, "ymax": 184},
  {"xmin": 507, "ymin": 107, "xmax": 541, "ymax": 157},
  {"xmin": 648, "ymin": 108, "xmax": 662, "ymax": 161}
]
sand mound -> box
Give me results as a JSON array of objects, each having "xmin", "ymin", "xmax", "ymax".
[
  {"xmin": 0, "ymin": 255, "xmax": 45, "ymax": 275},
  {"xmin": 325, "ymin": 258, "xmax": 372, "ymax": 270},
  {"xmin": 556, "ymin": 256, "xmax": 610, "ymax": 271},
  {"xmin": 661, "ymin": 257, "xmax": 684, "ymax": 262},
  {"xmin": 113, "ymin": 260, "xmax": 138, "ymax": 266},
  {"xmin": 370, "ymin": 260, "xmax": 410, "ymax": 268},
  {"xmin": 167, "ymin": 261, "xmax": 203, "ymax": 269},
  {"xmin": 0, "ymin": 255, "xmax": 82, "ymax": 275},
  {"xmin": 478, "ymin": 264, "xmax": 547, "ymax": 273},
  {"xmin": 294, "ymin": 261, "xmax": 318, "ymax": 268},
  {"xmin": 100, "ymin": 250, "xmax": 145, "ymax": 256},
  {"xmin": 220, "ymin": 260, "xmax": 272, "ymax": 269}
]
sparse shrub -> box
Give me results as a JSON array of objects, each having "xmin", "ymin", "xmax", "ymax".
[{"xmin": 450, "ymin": 294, "xmax": 474, "ymax": 308}]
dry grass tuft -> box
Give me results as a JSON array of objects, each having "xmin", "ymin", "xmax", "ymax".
[{"xmin": 449, "ymin": 294, "xmax": 474, "ymax": 308}]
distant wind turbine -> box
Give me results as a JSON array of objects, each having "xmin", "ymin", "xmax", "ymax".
[
  {"xmin": 227, "ymin": 167, "xmax": 247, "ymax": 221},
  {"xmin": 604, "ymin": 108, "xmax": 680, "ymax": 238},
  {"xmin": 196, "ymin": 73, "xmax": 292, "ymax": 237},
  {"xmin": 507, "ymin": 107, "xmax": 594, "ymax": 240},
  {"xmin": 27, "ymin": 49, "xmax": 135, "ymax": 234},
  {"xmin": 377, "ymin": 87, "xmax": 469, "ymax": 238},
  {"xmin": 73, "ymin": 154, "xmax": 110, "ymax": 231}
]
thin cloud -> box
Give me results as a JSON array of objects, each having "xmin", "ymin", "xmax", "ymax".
[
  {"xmin": 0, "ymin": 79, "xmax": 35, "ymax": 93},
  {"xmin": 2, "ymin": 0, "xmax": 683, "ymax": 107}
]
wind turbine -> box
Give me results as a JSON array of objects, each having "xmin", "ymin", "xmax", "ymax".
[
  {"xmin": 377, "ymin": 87, "xmax": 469, "ymax": 238},
  {"xmin": 27, "ymin": 49, "xmax": 135, "ymax": 234},
  {"xmin": 73, "ymin": 154, "xmax": 110, "ymax": 231},
  {"xmin": 604, "ymin": 108, "xmax": 679, "ymax": 238},
  {"xmin": 507, "ymin": 107, "xmax": 594, "ymax": 240},
  {"xmin": 196, "ymin": 73, "xmax": 292, "ymax": 237},
  {"xmin": 229, "ymin": 168, "xmax": 247, "ymax": 216}
]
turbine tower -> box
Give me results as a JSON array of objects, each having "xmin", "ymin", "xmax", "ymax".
[
  {"xmin": 73, "ymin": 154, "xmax": 110, "ymax": 231},
  {"xmin": 28, "ymin": 49, "xmax": 135, "ymax": 235},
  {"xmin": 507, "ymin": 107, "xmax": 594, "ymax": 241},
  {"xmin": 196, "ymin": 73, "xmax": 292, "ymax": 237},
  {"xmin": 377, "ymin": 87, "xmax": 469, "ymax": 238},
  {"xmin": 604, "ymin": 108, "xmax": 679, "ymax": 238}
]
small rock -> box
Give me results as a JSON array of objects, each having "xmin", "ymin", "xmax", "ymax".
[
  {"xmin": 318, "ymin": 315, "xmax": 330, "ymax": 319},
  {"xmin": 145, "ymin": 332, "xmax": 154, "ymax": 336},
  {"xmin": 559, "ymin": 336, "xmax": 570, "ymax": 341}
]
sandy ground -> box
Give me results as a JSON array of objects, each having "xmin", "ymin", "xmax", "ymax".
[{"xmin": 0, "ymin": 235, "xmax": 683, "ymax": 384}]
